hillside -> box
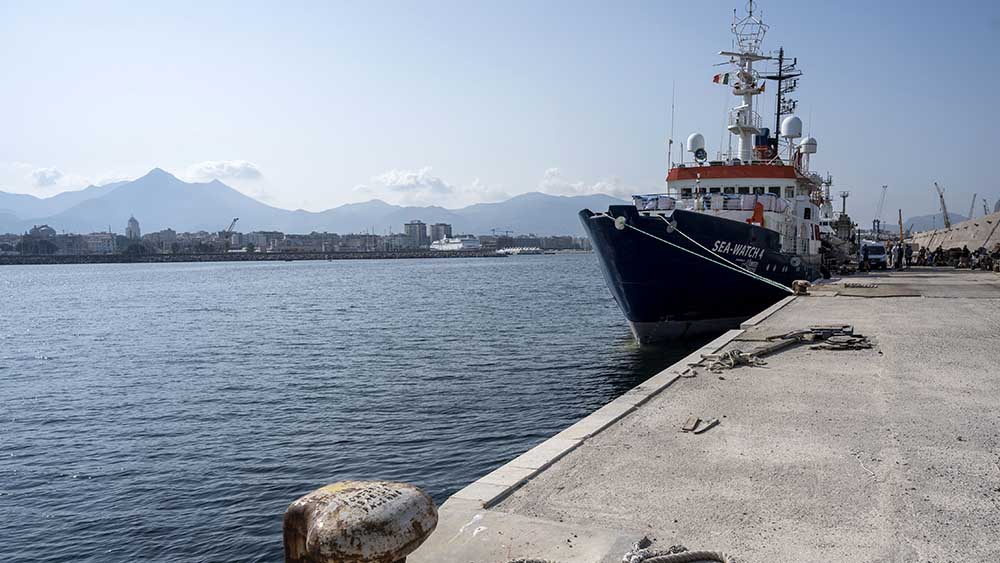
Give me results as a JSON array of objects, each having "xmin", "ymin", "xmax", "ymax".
[{"xmin": 0, "ymin": 168, "xmax": 626, "ymax": 236}]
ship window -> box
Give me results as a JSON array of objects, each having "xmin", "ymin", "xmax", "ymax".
[
  {"xmin": 753, "ymin": 186, "xmax": 765, "ymax": 195},
  {"xmin": 804, "ymin": 207, "xmax": 812, "ymax": 220},
  {"xmin": 709, "ymin": 187, "xmax": 721, "ymax": 194},
  {"xmin": 784, "ymin": 187, "xmax": 795, "ymax": 199},
  {"xmin": 768, "ymin": 186, "xmax": 781, "ymax": 196},
  {"xmin": 723, "ymin": 187, "xmax": 735, "ymax": 194},
  {"xmin": 737, "ymin": 187, "xmax": 750, "ymax": 194},
  {"xmin": 681, "ymin": 188, "xmax": 693, "ymax": 198},
  {"xmin": 696, "ymin": 187, "xmax": 707, "ymax": 194}
]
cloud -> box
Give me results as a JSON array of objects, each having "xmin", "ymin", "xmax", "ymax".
[
  {"xmin": 354, "ymin": 167, "xmax": 509, "ymax": 207},
  {"xmin": 539, "ymin": 168, "xmax": 633, "ymax": 199},
  {"xmin": 187, "ymin": 160, "xmax": 262, "ymax": 181},
  {"xmin": 31, "ymin": 167, "xmax": 64, "ymax": 187},
  {"xmin": 374, "ymin": 167, "xmax": 454, "ymax": 198}
]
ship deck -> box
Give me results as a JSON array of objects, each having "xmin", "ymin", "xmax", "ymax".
[{"xmin": 410, "ymin": 267, "xmax": 1000, "ymax": 562}]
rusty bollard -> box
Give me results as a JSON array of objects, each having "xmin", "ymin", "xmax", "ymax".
[
  {"xmin": 283, "ymin": 481, "xmax": 438, "ymax": 563},
  {"xmin": 792, "ymin": 280, "xmax": 811, "ymax": 295}
]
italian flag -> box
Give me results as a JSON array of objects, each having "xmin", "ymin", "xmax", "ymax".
[{"xmin": 712, "ymin": 73, "xmax": 730, "ymax": 85}]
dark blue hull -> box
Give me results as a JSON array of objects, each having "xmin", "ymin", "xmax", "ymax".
[{"xmin": 580, "ymin": 205, "xmax": 819, "ymax": 343}]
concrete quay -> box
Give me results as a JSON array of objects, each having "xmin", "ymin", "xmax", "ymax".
[{"xmin": 410, "ymin": 268, "xmax": 1000, "ymax": 562}]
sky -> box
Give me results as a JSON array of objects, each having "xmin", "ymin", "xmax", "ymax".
[{"xmin": 1, "ymin": 0, "xmax": 998, "ymax": 220}]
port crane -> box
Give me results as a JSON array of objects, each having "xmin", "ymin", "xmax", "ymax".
[
  {"xmin": 872, "ymin": 185, "xmax": 887, "ymax": 237},
  {"xmin": 968, "ymin": 193, "xmax": 977, "ymax": 221},
  {"xmin": 221, "ymin": 217, "xmax": 239, "ymax": 251},
  {"xmin": 984, "ymin": 198, "xmax": 991, "ymax": 217},
  {"xmin": 933, "ymin": 182, "xmax": 951, "ymax": 229}
]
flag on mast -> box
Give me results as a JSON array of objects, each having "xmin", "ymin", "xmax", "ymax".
[{"xmin": 712, "ymin": 73, "xmax": 731, "ymax": 85}]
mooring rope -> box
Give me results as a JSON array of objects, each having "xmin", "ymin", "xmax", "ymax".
[
  {"xmin": 592, "ymin": 213, "xmax": 794, "ymax": 294},
  {"xmin": 659, "ymin": 215, "xmax": 795, "ymax": 294}
]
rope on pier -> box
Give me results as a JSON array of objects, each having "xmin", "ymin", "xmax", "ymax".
[
  {"xmin": 628, "ymin": 551, "xmax": 731, "ymax": 563},
  {"xmin": 592, "ymin": 213, "xmax": 794, "ymax": 295},
  {"xmin": 507, "ymin": 551, "xmax": 729, "ymax": 563},
  {"xmin": 506, "ymin": 539, "xmax": 731, "ymax": 563}
]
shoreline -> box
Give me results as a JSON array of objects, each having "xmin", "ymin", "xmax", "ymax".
[{"xmin": 0, "ymin": 250, "xmax": 515, "ymax": 266}]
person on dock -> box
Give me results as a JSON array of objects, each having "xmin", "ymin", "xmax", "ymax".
[
  {"xmin": 904, "ymin": 244, "xmax": 913, "ymax": 269},
  {"xmin": 959, "ymin": 245, "xmax": 971, "ymax": 268}
]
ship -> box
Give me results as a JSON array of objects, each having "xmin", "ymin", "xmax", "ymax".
[
  {"xmin": 580, "ymin": 2, "xmax": 836, "ymax": 344},
  {"xmin": 430, "ymin": 235, "xmax": 482, "ymax": 251}
]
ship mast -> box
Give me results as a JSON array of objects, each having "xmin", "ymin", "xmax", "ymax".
[{"xmin": 720, "ymin": 1, "xmax": 770, "ymax": 163}]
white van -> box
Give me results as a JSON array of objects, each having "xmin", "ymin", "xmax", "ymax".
[{"xmin": 859, "ymin": 240, "xmax": 887, "ymax": 269}]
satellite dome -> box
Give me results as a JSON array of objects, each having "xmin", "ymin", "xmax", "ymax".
[
  {"xmin": 799, "ymin": 136, "xmax": 817, "ymax": 154},
  {"xmin": 780, "ymin": 116, "xmax": 802, "ymax": 139},
  {"xmin": 686, "ymin": 133, "xmax": 705, "ymax": 153}
]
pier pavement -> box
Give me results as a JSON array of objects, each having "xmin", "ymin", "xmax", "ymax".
[{"xmin": 410, "ymin": 267, "xmax": 1000, "ymax": 562}]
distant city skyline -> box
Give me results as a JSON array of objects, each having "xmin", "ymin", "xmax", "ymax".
[{"xmin": 1, "ymin": 0, "xmax": 998, "ymax": 218}]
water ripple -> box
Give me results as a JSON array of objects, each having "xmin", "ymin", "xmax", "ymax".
[{"xmin": 0, "ymin": 255, "xmax": 706, "ymax": 562}]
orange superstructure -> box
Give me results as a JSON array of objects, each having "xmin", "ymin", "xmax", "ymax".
[{"xmin": 666, "ymin": 164, "xmax": 799, "ymax": 182}]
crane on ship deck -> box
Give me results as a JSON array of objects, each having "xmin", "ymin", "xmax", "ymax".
[{"xmin": 933, "ymin": 183, "xmax": 951, "ymax": 229}]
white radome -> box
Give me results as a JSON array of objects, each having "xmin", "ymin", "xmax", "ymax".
[
  {"xmin": 780, "ymin": 115, "xmax": 802, "ymax": 139},
  {"xmin": 799, "ymin": 136, "xmax": 817, "ymax": 154},
  {"xmin": 686, "ymin": 133, "xmax": 705, "ymax": 153}
]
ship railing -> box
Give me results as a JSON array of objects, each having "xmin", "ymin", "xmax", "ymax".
[
  {"xmin": 670, "ymin": 155, "xmax": 789, "ymax": 168},
  {"xmin": 727, "ymin": 108, "xmax": 762, "ymax": 131},
  {"xmin": 634, "ymin": 193, "xmax": 790, "ymax": 213}
]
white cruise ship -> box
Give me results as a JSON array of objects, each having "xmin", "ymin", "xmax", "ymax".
[{"xmin": 430, "ymin": 235, "xmax": 482, "ymax": 251}]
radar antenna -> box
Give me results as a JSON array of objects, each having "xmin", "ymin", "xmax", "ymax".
[{"xmin": 763, "ymin": 47, "xmax": 802, "ymax": 150}]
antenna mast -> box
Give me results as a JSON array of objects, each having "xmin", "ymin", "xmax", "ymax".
[
  {"xmin": 838, "ymin": 191, "xmax": 850, "ymax": 216},
  {"xmin": 668, "ymin": 81, "xmax": 676, "ymax": 166},
  {"xmin": 719, "ymin": 0, "xmax": 770, "ymax": 163}
]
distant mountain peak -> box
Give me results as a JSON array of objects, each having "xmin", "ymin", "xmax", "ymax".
[{"xmin": 140, "ymin": 167, "xmax": 178, "ymax": 181}]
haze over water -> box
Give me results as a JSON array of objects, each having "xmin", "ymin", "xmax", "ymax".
[{"xmin": 1, "ymin": 254, "xmax": 703, "ymax": 562}]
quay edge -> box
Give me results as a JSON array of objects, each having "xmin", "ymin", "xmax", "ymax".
[{"xmin": 409, "ymin": 267, "xmax": 1000, "ymax": 562}]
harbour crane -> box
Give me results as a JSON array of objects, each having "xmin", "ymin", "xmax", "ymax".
[
  {"xmin": 968, "ymin": 193, "xmax": 977, "ymax": 221},
  {"xmin": 933, "ymin": 182, "xmax": 951, "ymax": 229},
  {"xmin": 984, "ymin": 198, "xmax": 991, "ymax": 217},
  {"xmin": 221, "ymin": 217, "xmax": 239, "ymax": 251},
  {"xmin": 873, "ymin": 185, "xmax": 887, "ymax": 237}
]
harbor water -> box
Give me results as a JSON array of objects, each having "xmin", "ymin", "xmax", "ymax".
[{"xmin": 1, "ymin": 254, "xmax": 706, "ymax": 562}]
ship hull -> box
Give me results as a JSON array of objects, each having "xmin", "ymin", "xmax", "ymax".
[{"xmin": 581, "ymin": 205, "xmax": 819, "ymax": 344}]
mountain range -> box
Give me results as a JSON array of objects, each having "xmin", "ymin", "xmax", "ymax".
[{"xmin": 0, "ymin": 169, "xmax": 626, "ymax": 236}]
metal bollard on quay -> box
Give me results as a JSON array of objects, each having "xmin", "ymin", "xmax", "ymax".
[{"xmin": 283, "ymin": 481, "xmax": 438, "ymax": 563}]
